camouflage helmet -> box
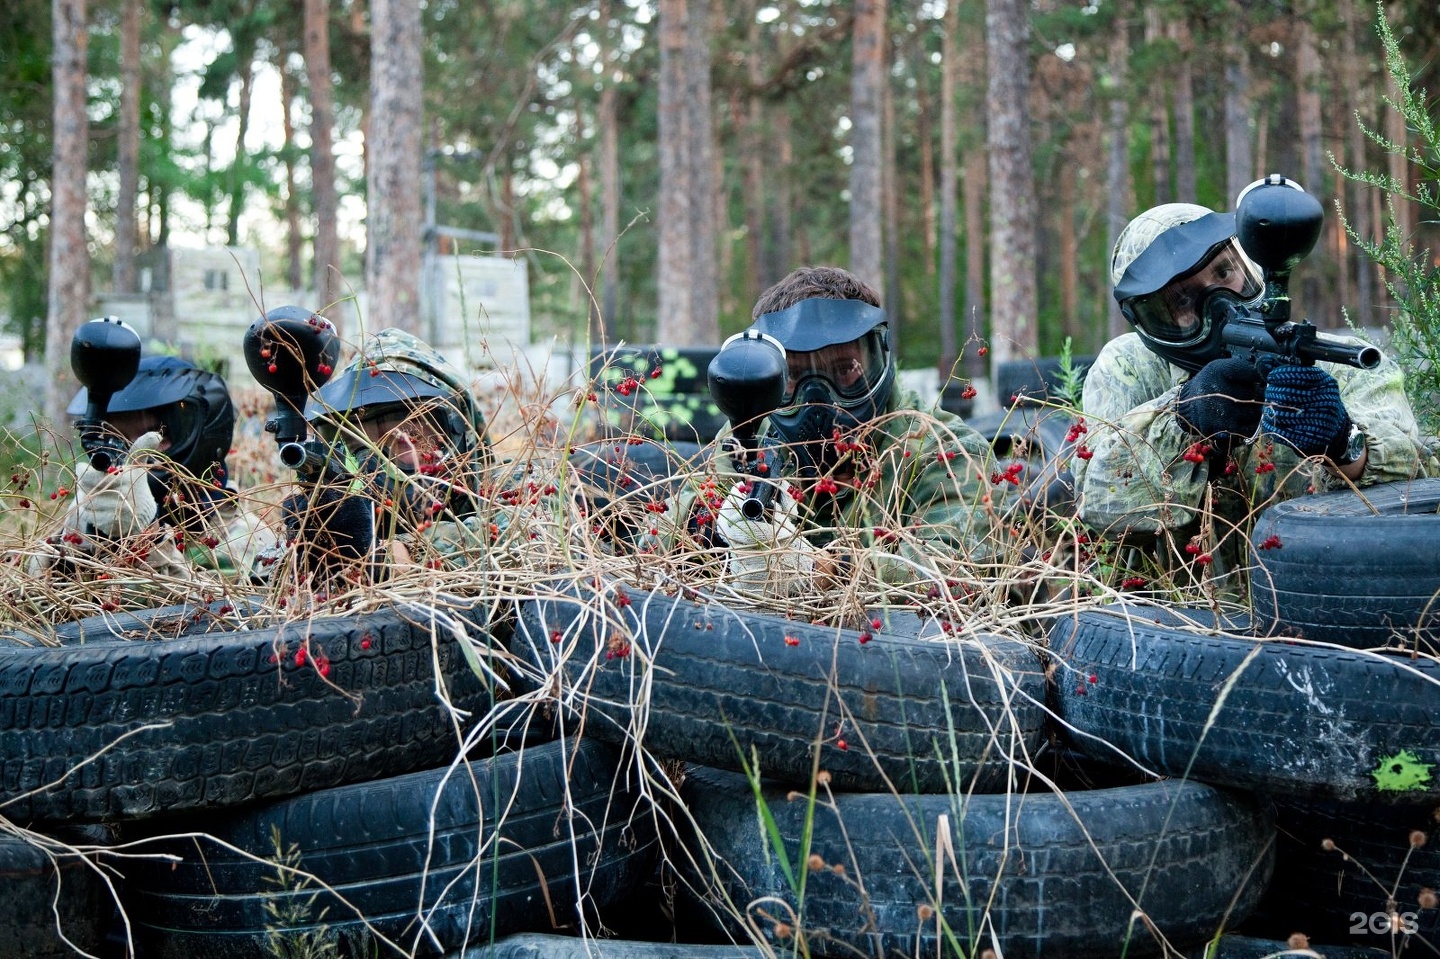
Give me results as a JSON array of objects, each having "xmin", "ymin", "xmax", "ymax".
[
  {"xmin": 1111, "ymin": 203, "xmax": 1263, "ymax": 374},
  {"xmin": 306, "ymin": 328, "xmax": 488, "ymax": 460}
]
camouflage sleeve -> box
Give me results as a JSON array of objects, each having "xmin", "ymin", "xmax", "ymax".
[
  {"xmin": 1326, "ymin": 347, "xmax": 1430, "ymax": 487},
  {"xmin": 1074, "ymin": 334, "xmax": 1213, "ymax": 535},
  {"xmin": 850, "ymin": 403, "xmax": 1002, "ymax": 582}
]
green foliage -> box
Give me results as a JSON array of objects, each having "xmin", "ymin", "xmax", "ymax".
[
  {"xmin": 262, "ymin": 825, "xmax": 339, "ymax": 959},
  {"xmin": 1051, "ymin": 336, "xmax": 1087, "ymax": 409},
  {"xmin": 1336, "ymin": 5, "xmax": 1440, "ymax": 435}
]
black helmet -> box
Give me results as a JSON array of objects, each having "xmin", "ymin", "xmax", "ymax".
[
  {"xmin": 750, "ymin": 297, "xmax": 894, "ymax": 477},
  {"xmin": 68, "ymin": 355, "xmax": 235, "ymax": 486}
]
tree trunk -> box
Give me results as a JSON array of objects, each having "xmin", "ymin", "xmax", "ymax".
[
  {"xmin": 963, "ymin": 149, "xmax": 987, "ymax": 382},
  {"xmin": 848, "ymin": 0, "xmax": 885, "ymax": 290},
  {"xmin": 305, "ymin": 0, "xmax": 342, "ymax": 313},
  {"xmin": 1339, "ymin": 0, "xmax": 1374, "ymax": 319},
  {"xmin": 576, "ymin": 102, "xmax": 598, "ymax": 343},
  {"xmin": 915, "ymin": 32, "xmax": 937, "ymax": 275},
  {"xmin": 1145, "ymin": 6, "xmax": 1170, "ymax": 204},
  {"xmin": 1294, "ymin": 12, "xmax": 1324, "ymax": 194},
  {"xmin": 938, "ymin": 0, "xmax": 960, "ymax": 376},
  {"xmin": 986, "ymin": 0, "xmax": 1038, "ymax": 366},
  {"xmin": 280, "ymin": 56, "xmax": 303, "ymax": 292},
  {"xmin": 366, "ymin": 0, "xmax": 423, "ymax": 336},
  {"xmin": 597, "ymin": 67, "xmax": 620, "ymax": 342},
  {"xmin": 882, "ymin": 42, "xmax": 901, "ymax": 347},
  {"xmin": 656, "ymin": 0, "xmax": 693, "ymax": 342},
  {"xmin": 113, "ymin": 0, "xmax": 140, "ymax": 295},
  {"xmin": 1171, "ymin": 17, "xmax": 1196, "ymax": 202},
  {"xmin": 1294, "ymin": 7, "xmax": 1326, "ymax": 317},
  {"xmin": 45, "ymin": 0, "xmax": 90, "ymax": 428},
  {"xmin": 226, "ymin": 55, "xmax": 254, "ymax": 248},
  {"xmin": 1224, "ymin": 6, "xmax": 1254, "ymax": 205},
  {"xmin": 686, "ymin": 0, "xmax": 718, "ymax": 344},
  {"xmin": 768, "ymin": 108, "xmax": 794, "ymax": 291},
  {"xmin": 743, "ymin": 4, "xmax": 764, "ymax": 309},
  {"xmin": 1105, "ymin": 10, "xmax": 1131, "ymax": 340}
]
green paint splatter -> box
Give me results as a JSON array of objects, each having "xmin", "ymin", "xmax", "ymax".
[{"xmin": 1372, "ymin": 750, "xmax": 1435, "ymax": 792}]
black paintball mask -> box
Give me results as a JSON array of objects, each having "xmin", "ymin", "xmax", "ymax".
[
  {"xmin": 68, "ymin": 352, "xmax": 234, "ymax": 475},
  {"xmin": 1115, "ymin": 212, "xmax": 1263, "ymax": 374},
  {"xmin": 750, "ymin": 297, "xmax": 894, "ymax": 477}
]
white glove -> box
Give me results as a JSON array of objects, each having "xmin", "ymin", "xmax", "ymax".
[
  {"xmin": 716, "ymin": 480, "xmax": 815, "ymax": 596},
  {"xmin": 75, "ymin": 431, "xmax": 161, "ymax": 537}
]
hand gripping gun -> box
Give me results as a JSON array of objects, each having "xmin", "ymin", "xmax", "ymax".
[
  {"xmin": 706, "ymin": 330, "xmax": 790, "ymax": 519},
  {"xmin": 70, "ymin": 317, "xmax": 143, "ymax": 472},
  {"xmin": 1208, "ymin": 174, "xmax": 1382, "ymax": 372}
]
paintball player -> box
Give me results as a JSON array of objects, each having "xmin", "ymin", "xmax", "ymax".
[
  {"xmin": 258, "ymin": 324, "xmax": 506, "ymax": 583},
  {"xmin": 709, "ymin": 266, "xmax": 1004, "ymax": 598},
  {"xmin": 34, "ymin": 350, "xmax": 272, "ymax": 579},
  {"xmin": 1073, "ymin": 197, "xmax": 1429, "ymax": 577}
]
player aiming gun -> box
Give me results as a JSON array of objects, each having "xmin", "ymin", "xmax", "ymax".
[
  {"xmin": 244, "ymin": 306, "xmax": 375, "ymax": 577},
  {"xmin": 706, "ymin": 329, "xmax": 789, "ymax": 519}
]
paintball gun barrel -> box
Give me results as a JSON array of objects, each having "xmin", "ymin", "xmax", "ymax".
[
  {"xmin": 1211, "ymin": 174, "xmax": 1381, "ymax": 372},
  {"xmin": 70, "ymin": 317, "xmax": 143, "ymax": 472},
  {"xmin": 707, "ymin": 330, "xmax": 789, "ymax": 520},
  {"xmin": 242, "ymin": 306, "xmax": 342, "ymax": 479}
]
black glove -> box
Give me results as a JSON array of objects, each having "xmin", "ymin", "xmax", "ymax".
[
  {"xmin": 283, "ymin": 484, "xmax": 375, "ymax": 577},
  {"xmin": 1175, "ymin": 358, "xmax": 1266, "ymax": 442},
  {"xmin": 1261, "ymin": 364, "xmax": 1352, "ymax": 458}
]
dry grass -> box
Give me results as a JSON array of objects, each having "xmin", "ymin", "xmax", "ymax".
[{"xmin": 1, "ymin": 344, "xmax": 1388, "ymax": 958}]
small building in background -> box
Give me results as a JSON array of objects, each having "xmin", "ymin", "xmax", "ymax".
[{"xmin": 93, "ymin": 245, "xmax": 532, "ymax": 390}]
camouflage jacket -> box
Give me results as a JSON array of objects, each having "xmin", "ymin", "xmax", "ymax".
[
  {"xmin": 1074, "ymin": 332, "xmax": 1429, "ymax": 543},
  {"xmin": 701, "ymin": 388, "xmax": 1007, "ymax": 583}
]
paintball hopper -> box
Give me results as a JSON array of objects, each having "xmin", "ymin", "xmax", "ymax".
[
  {"xmin": 70, "ymin": 317, "xmax": 143, "ymax": 471},
  {"xmin": 1235, "ymin": 174, "xmax": 1324, "ymax": 280},
  {"xmin": 243, "ymin": 306, "xmax": 341, "ymax": 475},
  {"xmin": 708, "ymin": 330, "xmax": 788, "ymax": 520}
]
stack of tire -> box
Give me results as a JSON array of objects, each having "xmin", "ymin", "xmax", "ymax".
[
  {"xmin": 0, "ymin": 599, "xmax": 657, "ymax": 957},
  {"xmin": 505, "ymin": 583, "xmax": 1277, "ymax": 958},
  {"xmin": 1051, "ymin": 477, "xmax": 1440, "ymax": 956}
]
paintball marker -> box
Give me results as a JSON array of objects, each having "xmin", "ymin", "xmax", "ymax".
[
  {"xmin": 1208, "ymin": 174, "xmax": 1382, "ymax": 371},
  {"xmin": 242, "ymin": 306, "xmax": 342, "ymax": 480},
  {"xmin": 70, "ymin": 317, "xmax": 143, "ymax": 472},
  {"xmin": 707, "ymin": 330, "xmax": 789, "ymax": 520}
]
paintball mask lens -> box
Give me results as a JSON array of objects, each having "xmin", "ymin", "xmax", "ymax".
[
  {"xmin": 1123, "ymin": 240, "xmax": 1262, "ymax": 347},
  {"xmin": 780, "ymin": 331, "xmax": 887, "ymax": 407},
  {"xmin": 349, "ymin": 397, "xmax": 467, "ymax": 464}
]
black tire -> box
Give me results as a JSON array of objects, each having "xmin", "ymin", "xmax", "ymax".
[
  {"xmin": 0, "ymin": 825, "xmax": 109, "ymax": 957},
  {"xmin": 0, "ymin": 601, "xmax": 497, "ymax": 822},
  {"xmin": 473, "ymin": 932, "xmax": 765, "ymax": 958},
  {"xmin": 509, "ymin": 585, "xmax": 1047, "ymax": 794},
  {"xmin": 1050, "ymin": 603, "xmax": 1440, "ymax": 802},
  {"xmin": 1251, "ymin": 478, "xmax": 1440, "ymax": 652},
  {"xmin": 993, "ymin": 355, "xmax": 1095, "ymax": 408},
  {"xmin": 677, "ymin": 765, "xmax": 1274, "ymax": 959},
  {"xmin": 123, "ymin": 739, "xmax": 658, "ymax": 958},
  {"xmin": 1244, "ymin": 797, "xmax": 1440, "ymax": 947}
]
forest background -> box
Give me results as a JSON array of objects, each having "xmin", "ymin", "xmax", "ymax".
[{"xmin": 2, "ymin": 0, "xmax": 1438, "ymax": 427}]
